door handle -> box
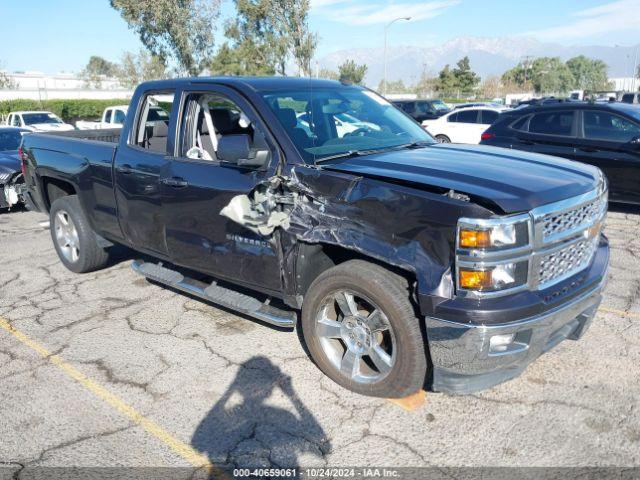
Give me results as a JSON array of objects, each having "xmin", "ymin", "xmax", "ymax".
[
  {"xmin": 116, "ymin": 164, "xmax": 133, "ymax": 174},
  {"xmin": 160, "ymin": 177, "xmax": 189, "ymax": 188},
  {"xmin": 579, "ymin": 147, "xmax": 599, "ymax": 153},
  {"xmin": 517, "ymin": 138, "xmax": 535, "ymax": 145}
]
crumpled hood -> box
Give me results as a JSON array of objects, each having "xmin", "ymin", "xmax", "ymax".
[
  {"xmin": 0, "ymin": 151, "xmax": 20, "ymax": 176},
  {"xmin": 322, "ymin": 143, "xmax": 600, "ymax": 214}
]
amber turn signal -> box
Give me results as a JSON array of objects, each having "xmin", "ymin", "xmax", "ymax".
[
  {"xmin": 459, "ymin": 269, "xmax": 493, "ymax": 290},
  {"xmin": 459, "ymin": 229, "xmax": 491, "ymax": 248}
]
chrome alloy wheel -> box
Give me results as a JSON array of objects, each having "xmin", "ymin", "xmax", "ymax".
[
  {"xmin": 315, "ymin": 290, "xmax": 396, "ymax": 384},
  {"xmin": 54, "ymin": 210, "xmax": 80, "ymax": 263}
]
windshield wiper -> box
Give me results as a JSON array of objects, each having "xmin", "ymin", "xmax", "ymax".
[
  {"xmin": 315, "ymin": 141, "xmax": 433, "ymax": 164},
  {"xmin": 315, "ymin": 149, "xmax": 379, "ymax": 163}
]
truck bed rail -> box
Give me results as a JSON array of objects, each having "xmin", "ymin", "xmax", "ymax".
[{"xmin": 36, "ymin": 128, "xmax": 121, "ymax": 144}]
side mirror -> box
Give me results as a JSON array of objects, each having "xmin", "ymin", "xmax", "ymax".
[{"xmin": 217, "ymin": 134, "xmax": 270, "ymax": 168}]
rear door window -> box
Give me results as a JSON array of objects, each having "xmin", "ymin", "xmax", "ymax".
[
  {"xmin": 583, "ymin": 111, "xmax": 640, "ymax": 143},
  {"xmin": 452, "ymin": 110, "xmax": 479, "ymax": 124},
  {"xmin": 132, "ymin": 92, "xmax": 175, "ymax": 153},
  {"xmin": 104, "ymin": 109, "xmax": 112, "ymax": 124},
  {"xmin": 529, "ymin": 110, "xmax": 575, "ymax": 136},
  {"xmin": 480, "ymin": 110, "xmax": 499, "ymax": 124}
]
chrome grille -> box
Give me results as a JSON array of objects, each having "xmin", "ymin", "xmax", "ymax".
[
  {"xmin": 538, "ymin": 237, "xmax": 598, "ymax": 286},
  {"xmin": 541, "ymin": 197, "xmax": 602, "ymax": 241}
]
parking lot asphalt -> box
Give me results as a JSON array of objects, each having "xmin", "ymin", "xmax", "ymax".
[{"xmin": 0, "ymin": 208, "xmax": 639, "ymax": 473}]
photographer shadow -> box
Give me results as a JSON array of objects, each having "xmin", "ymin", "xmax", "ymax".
[{"xmin": 191, "ymin": 356, "xmax": 330, "ymax": 474}]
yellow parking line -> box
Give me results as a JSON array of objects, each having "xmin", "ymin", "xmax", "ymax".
[
  {"xmin": 599, "ymin": 307, "xmax": 640, "ymax": 320},
  {"xmin": 0, "ymin": 316, "xmax": 214, "ymax": 472}
]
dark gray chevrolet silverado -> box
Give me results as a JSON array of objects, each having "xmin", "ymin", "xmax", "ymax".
[{"xmin": 21, "ymin": 77, "xmax": 609, "ymax": 397}]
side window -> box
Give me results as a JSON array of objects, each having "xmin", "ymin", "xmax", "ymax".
[
  {"xmin": 132, "ymin": 92, "xmax": 175, "ymax": 153},
  {"xmin": 454, "ymin": 110, "xmax": 479, "ymax": 124},
  {"xmin": 511, "ymin": 115, "xmax": 530, "ymax": 132},
  {"xmin": 180, "ymin": 92, "xmax": 267, "ymax": 163},
  {"xmin": 529, "ymin": 110, "xmax": 574, "ymax": 136},
  {"xmin": 583, "ymin": 111, "xmax": 640, "ymax": 143},
  {"xmin": 114, "ymin": 109, "xmax": 126, "ymax": 124},
  {"xmin": 11, "ymin": 115, "xmax": 20, "ymax": 127},
  {"xmin": 480, "ymin": 110, "xmax": 499, "ymax": 125},
  {"xmin": 447, "ymin": 112, "xmax": 458, "ymax": 122},
  {"xmin": 104, "ymin": 109, "xmax": 112, "ymax": 124}
]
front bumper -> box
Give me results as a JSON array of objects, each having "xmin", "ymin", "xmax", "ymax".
[{"xmin": 426, "ymin": 245, "xmax": 608, "ymax": 395}]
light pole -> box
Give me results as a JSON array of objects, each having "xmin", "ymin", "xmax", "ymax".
[
  {"xmin": 633, "ymin": 45, "xmax": 639, "ymax": 91},
  {"xmin": 383, "ymin": 16, "xmax": 411, "ymax": 96}
]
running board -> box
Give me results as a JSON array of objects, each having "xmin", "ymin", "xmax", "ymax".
[{"xmin": 131, "ymin": 261, "xmax": 296, "ymax": 329}]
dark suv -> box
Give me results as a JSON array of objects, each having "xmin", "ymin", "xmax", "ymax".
[
  {"xmin": 481, "ymin": 102, "xmax": 640, "ymax": 204},
  {"xmin": 392, "ymin": 99, "xmax": 451, "ymax": 122}
]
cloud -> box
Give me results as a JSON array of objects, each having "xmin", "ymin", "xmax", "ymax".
[
  {"xmin": 524, "ymin": 0, "xmax": 640, "ymax": 41},
  {"xmin": 312, "ymin": 0, "xmax": 460, "ymax": 26}
]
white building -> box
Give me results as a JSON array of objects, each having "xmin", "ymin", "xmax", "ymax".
[
  {"xmin": 609, "ymin": 77, "xmax": 638, "ymax": 91},
  {"xmin": 0, "ymin": 71, "xmax": 133, "ymax": 101}
]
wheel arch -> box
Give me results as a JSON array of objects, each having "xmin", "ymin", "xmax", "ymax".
[{"xmin": 294, "ymin": 242, "xmax": 420, "ymax": 308}]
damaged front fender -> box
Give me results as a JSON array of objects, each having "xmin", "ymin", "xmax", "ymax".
[{"xmin": 219, "ymin": 164, "xmax": 497, "ymax": 312}]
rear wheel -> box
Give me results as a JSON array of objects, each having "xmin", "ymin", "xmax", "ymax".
[
  {"xmin": 50, "ymin": 195, "xmax": 109, "ymax": 273},
  {"xmin": 301, "ymin": 260, "xmax": 427, "ymax": 398},
  {"xmin": 435, "ymin": 134, "xmax": 451, "ymax": 143}
]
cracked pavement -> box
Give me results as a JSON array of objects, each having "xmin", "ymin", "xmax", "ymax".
[{"xmin": 0, "ymin": 208, "xmax": 638, "ymax": 471}]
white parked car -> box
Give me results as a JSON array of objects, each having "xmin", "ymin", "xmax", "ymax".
[
  {"xmin": 76, "ymin": 106, "xmax": 128, "ymax": 130},
  {"xmin": 5, "ymin": 111, "xmax": 75, "ymax": 132},
  {"xmin": 422, "ymin": 106, "xmax": 507, "ymax": 144},
  {"xmin": 297, "ymin": 112, "xmax": 381, "ymax": 138}
]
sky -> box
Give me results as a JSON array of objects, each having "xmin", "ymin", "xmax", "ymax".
[{"xmin": 1, "ymin": 0, "xmax": 640, "ymax": 73}]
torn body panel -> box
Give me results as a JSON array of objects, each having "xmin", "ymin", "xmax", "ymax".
[{"xmin": 218, "ymin": 165, "xmax": 497, "ymax": 314}]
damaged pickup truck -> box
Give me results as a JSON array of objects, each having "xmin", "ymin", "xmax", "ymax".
[{"xmin": 21, "ymin": 77, "xmax": 609, "ymax": 397}]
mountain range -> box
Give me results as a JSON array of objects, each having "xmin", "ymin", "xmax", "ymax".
[{"xmin": 318, "ymin": 36, "xmax": 640, "ymax": 87}]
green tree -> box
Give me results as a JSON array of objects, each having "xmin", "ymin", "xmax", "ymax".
[
  {"xmin": 435, "ymin": 65, "xmax": 458, "ymax": 94},
  {"xmin": 110, "ymin": 0, "xmax": 220, "ymax": 76},
  {"xmin": 415, "ymin": 71, "xmax": 437, "ymax": 97},
  {"xmin": 216, "ymin": 0, "xmax": 281, "ymax": 76},
  {"xmin": 81, "ymin": 56, "xmax": 119, "ymax": 88},
  {"xmin": 116, "ymin": 49, "xmax": 168, "ymax": 89},
  {"xmin": 270, "ymin": 0, "xmax": 317, "ymax": 76},
  {"xmin": 338, "ymin": 60, "xmax": 367, "ymax": 85},
  {"xmin": 529, "ymin": 57, "xmax": 574, "ymax": 94},
  {"xmin": 318, "ymin": 68, "xmax": 339, "ymax": 80},
  {"xmin": 452, "ymin": 56, "xmax": 480, "ymax": 93},
  {"xmin": 379, "ymin": 79, "xmax": 410, "ymax": 94},
  {"xmin": 213, "ymin": 0, "xmax": 317, "ymax": 77},
  {"xmin": 566, "ymin": 55, "xmax": 609, "ymax": 91},
  {"xmin": 0, "ymin": 63, "xmax": 16, "ymax": 90}
]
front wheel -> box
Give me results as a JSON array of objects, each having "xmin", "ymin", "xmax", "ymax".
[
  {"xmin": 435, "ymin": 134, "xmax": 451, "ymax": 143},
  {"xmin": 50, "ymin": 195, "xmax": 109, "ymax": 273},
  {"xmin": 301, "ymin": 260, "xmax": 428, "ymax": 397}
]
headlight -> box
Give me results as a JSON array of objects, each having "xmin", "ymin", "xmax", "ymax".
[
  {"xmin": 458, "ymin": 218, "xmax": 529, "ymax": 251},
  {"xmin": 456, "ymin": 214, "xmax": 532, "ymax": 295},
  {"xmin": 459, "ymin": 261, "xmax": 528, "ymax": 292}
]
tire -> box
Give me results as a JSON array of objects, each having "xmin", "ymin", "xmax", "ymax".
[
  {"xmin": 435, "ymin": 135, "xmax": 451, "ymax": 143},
  {"xmin": 49, "ymin": 195, "xmax": 109, "ymax": 273},
  {"xmin": 301, "ymin": 260, "xmax": 427, "ymax": 398}
]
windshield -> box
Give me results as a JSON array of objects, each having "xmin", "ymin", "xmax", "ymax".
[
  {"xmin": 0, "ymin": 131, "xmax": 23, "ymax": 151},
  {"xmin": 262, "ymin": 86, "xmax": 434, "ymax": 162},
  {"xmin": 22, "ymin": 113, "xmax": 63, "ymax": 125},
  {"xmin": 430, "ymin": 100, "xmax": 450, "ymax": 112}
]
